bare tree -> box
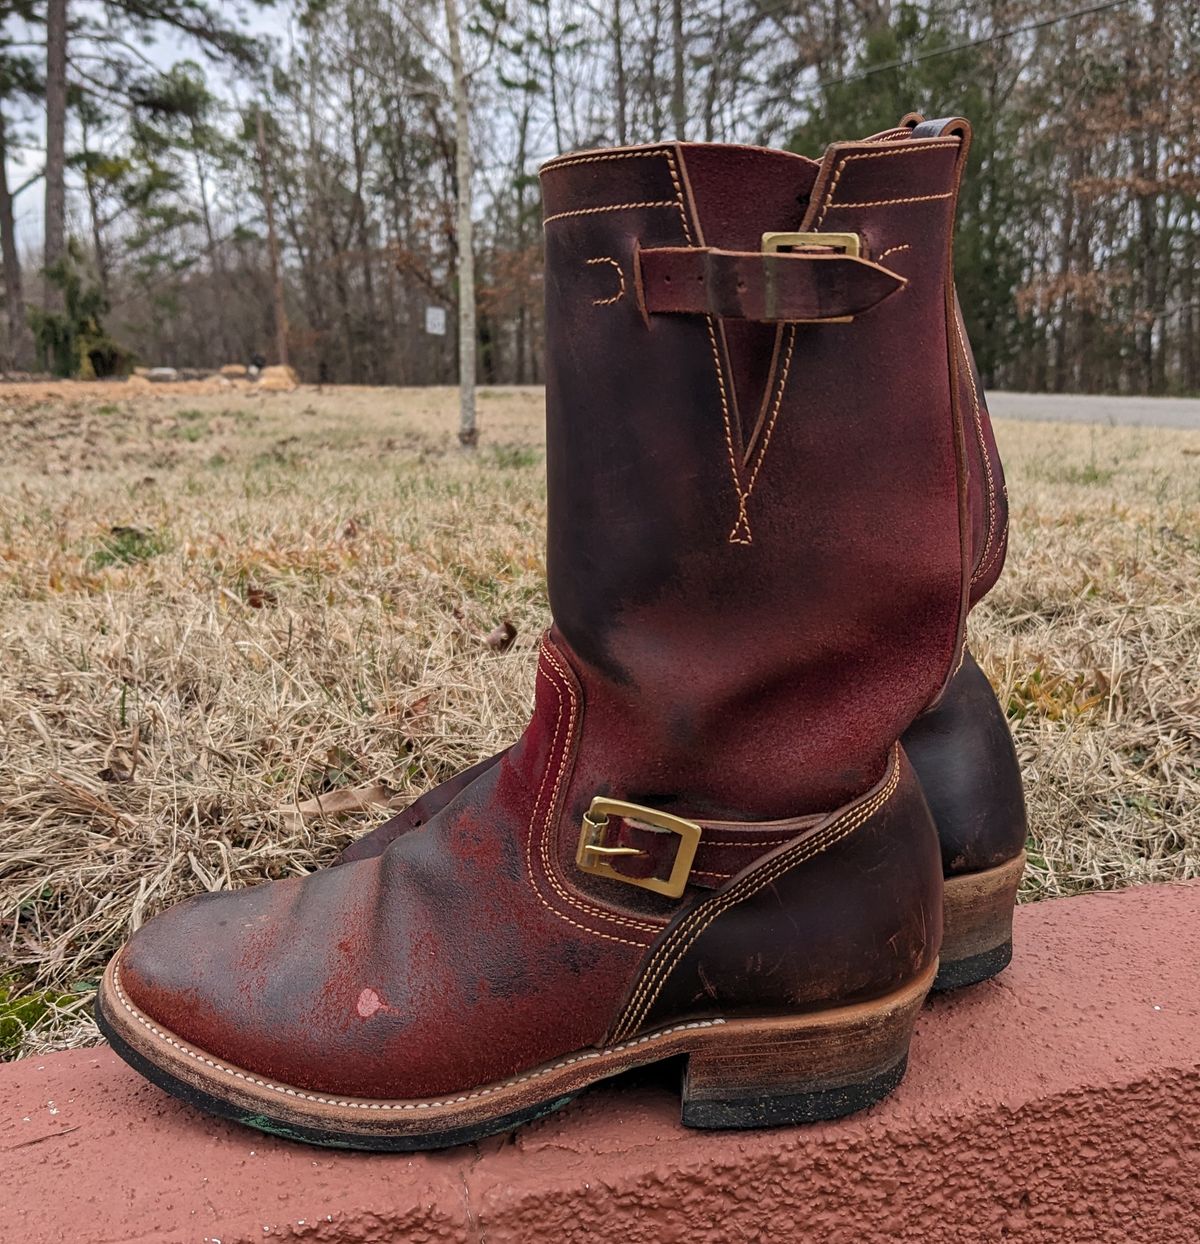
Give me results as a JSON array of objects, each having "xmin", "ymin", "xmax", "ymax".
[
  {"xmin": 43, "ymin": 0, "xmax": 68, "ymax": 311},
  {"xmin": 444, "ymin": 0, "xmax": 477, "ymax": 448}
]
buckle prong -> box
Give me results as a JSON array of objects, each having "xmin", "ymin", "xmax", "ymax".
[{"xmin": 576, "ymin": 798, "xmax": 702, "ymax": 899}]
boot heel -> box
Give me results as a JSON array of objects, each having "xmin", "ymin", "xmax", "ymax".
[
  {"xmin": 680, "ymin": 963, "xmax": 933, "ymax": 1130},
  {"xmin": 935, "ymin": 851, "xmax": 1026, "ymax": 992}
]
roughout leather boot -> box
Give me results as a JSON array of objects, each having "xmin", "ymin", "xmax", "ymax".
[
  {"xmin": 337, "ymin": 115, "xmax": 1028, "ymax": 994},
  {"xmin": 102, "ymin": 118, "xmax": 988, "ymax": 1150}
]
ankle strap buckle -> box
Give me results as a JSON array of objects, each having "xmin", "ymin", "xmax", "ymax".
[
  {"xmin": 576, "ymin": 798, "xmax": 702, "ymax": 899},
  {"xmin": 762, "ymin": 230, "xmax": 861, "ymax": 258}
]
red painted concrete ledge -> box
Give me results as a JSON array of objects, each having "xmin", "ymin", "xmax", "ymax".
[{"xmin": 3, "ymin": 882, "xmax": 1198, "ymax": 1243}]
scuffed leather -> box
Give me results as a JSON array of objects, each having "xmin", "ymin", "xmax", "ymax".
[
  {"xmin": 118, "ymin": 124, "xmax": 978, "ymax": 1099},
  {"xmin": 618, "ymin": 749, "xmax": 941, "ymax": 1039}
]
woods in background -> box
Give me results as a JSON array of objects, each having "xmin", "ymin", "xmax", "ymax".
[{"xmin": 2, "ymin": 0, "xmax": 1197, "ymax": 394}]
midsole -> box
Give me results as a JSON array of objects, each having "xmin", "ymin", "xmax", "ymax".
[
  {"xmin": 100, "ymin": 950, "xmax": 937, "ymax": 1140},
  {"xmin": 942, "ymin": 851, "xmax": 1025, "ymax": 963}
]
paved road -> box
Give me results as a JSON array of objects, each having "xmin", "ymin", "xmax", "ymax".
[{"xmin": 988, "ymin": 391, "xmax": 1200, "ymax": 430}]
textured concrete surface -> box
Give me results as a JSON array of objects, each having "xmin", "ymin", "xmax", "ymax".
[
  {"xmin": 3, "ymin": 882, "xmax": 1198, "ymax": 1243},
  {"xmin": 988, "ymin": 391, "xmax": 1200, "ymax": 429}
]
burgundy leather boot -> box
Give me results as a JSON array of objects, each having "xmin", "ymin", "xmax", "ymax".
[
  {"xmin": 101, "ymin": 120, "xmax": 981, "ymax": 1150},
  {"xmin": 338, "ymin": 117, "xmax": 1028, "ymax": 993}
]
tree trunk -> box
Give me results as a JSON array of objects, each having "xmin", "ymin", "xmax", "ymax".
[
  {"xmin": 255, "ymin": 108, "xmax": 289, "ymax": 368},
  {"xmin": 613, "ymin": 0, "xmax": 627, "ymax": 145},
  {"xmin": 0, "ymin": 109, "xmax": 27, "ymax": 368},
  {"xmin": 671, "ymin": 0, "xmax": 686, "ymax": 139},
  {"xmin": 444, "ymin": 0, "xmax": 477, "ymax": 448},
  {"xmin": 43, "ymin": 0, "xmax": 68, "ymax": 312}
]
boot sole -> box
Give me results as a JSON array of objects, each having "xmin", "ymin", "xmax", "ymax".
[
  {"xmin": 934, "ymin": 851, "xmax": 1025, "ymax": 992},
  {"xmin": 96, "ymin": 952, "xmax": 936, "ymax": 1152}
]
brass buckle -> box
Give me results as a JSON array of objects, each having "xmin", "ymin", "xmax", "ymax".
[
  {"xmin": 761, "ymin": 230, "xmax": 861, "ymax": 258},
  {"xmin": 576, "ymin": 797, "xmax": 702, "ymax": 899}
]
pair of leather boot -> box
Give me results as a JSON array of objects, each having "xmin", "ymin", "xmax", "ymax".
[{"xmin": 97, "ymin": 114, "xmax": 1027, "ymax": 1150}]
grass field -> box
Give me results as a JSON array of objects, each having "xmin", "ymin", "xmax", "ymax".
[{"xmin": 2, "ymin": 381, "xmax": 1198, "ymax": 1058}]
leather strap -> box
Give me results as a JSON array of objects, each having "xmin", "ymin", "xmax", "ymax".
[
  {"xmin": 588, "ymin": 808, "xmax": 823, "ymax": 892},
  {"xmin": 638, "ymin": 246, "xmax": 907, "ymax": 323}
]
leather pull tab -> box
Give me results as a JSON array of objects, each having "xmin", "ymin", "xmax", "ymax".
[
  {"xmin": 910, "ymin": 116, "xmax": 972, "ymax": 142},
  {"xmin": 638, "ymin": 246, "xmax": 907, "ymax": 324}
]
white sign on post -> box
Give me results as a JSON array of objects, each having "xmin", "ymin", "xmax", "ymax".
[{"xmin": 425, "ymin": 306, "xmax": 447, "ymax": 336}]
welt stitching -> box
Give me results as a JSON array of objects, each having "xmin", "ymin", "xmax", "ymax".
[
  {"xmin": 614, "ymin": 747, "xmax": 902, "ymax": 1040},
  {"xmin": 586, "ymin": 256, "xmax": 626, "ymax": 305},
  {"xmin": 110, "ymin": 959, "xmax": 724, "ymax": 1112},
  {"xmin": 525, "ymin": 644, "xmax": 654, "ymax": 944},
  {"xmin": 955, "ymin": 311, "xmax": 999, "ymax": 585},
  {"xmin": 538, "ymin": 644, "xmax": 660, "ymax": 935},
  {"xmin": 745, "ymin": 324, "xmax": 796, "ymax": 499},
  {"xmin": 814, "ymin": 141, "xmax": 958, "ymax": 228},
  {"xmin": 544, "ymin": 201, "xmax": 678, "ymax": 226}
]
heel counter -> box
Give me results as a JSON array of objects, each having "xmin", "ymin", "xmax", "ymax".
[{"xmin": 903, "ymin": 650, "xmax": 1027, "ymax": 875}]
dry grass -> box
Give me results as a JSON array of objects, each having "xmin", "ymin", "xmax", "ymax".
[{"xmin": 1, "ymin": 381, "xmax": 1198, "ymax": 1058}]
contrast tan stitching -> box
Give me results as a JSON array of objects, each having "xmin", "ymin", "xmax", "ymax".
[
  {"xmin": 744, "ymin": 324, "xmax": 796, "ymax": 500},
  {"xmin": 664, "ymin": 147, "xmax": 756, "ymax": 546},
  {"xmin": 535, "ymin": 643, "xmax": 659, "ymax": 937},
  {"xmin": 814, "ymin": 140, "xmax": 958, "ymax": 228},
  {"xmin": 543, "ymin": 201, "xmax": 677, "ymax": 226},
  {"xmin": 834, "ymin": 192, "xmax": 953, "ymax": 210},
  {"xmin": 541, "ymin": 148, "xmax": 670, "ymax": 174},
  {"xmin": 586, "ymin": 256, "xmax": 626, "ymax": 305},
  {"xmin": 877, "ymin": 243, "xmax": 912, "ymax": 262},
  {"xmin": 613, "ymin": 747, "xmax": 902, "ymax": 1041},
  {"xmin": 110, "ymin": 960, "xmax": 723, "ymax": 1112},
  {"xmin": 954, "ymin": 312, "xmax": 1000, "ymax": 585}
]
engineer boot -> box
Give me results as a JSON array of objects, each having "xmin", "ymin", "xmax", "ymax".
[{"xmin": 102, "ymin": 120, "xmax": 983, "ymax": 1149}]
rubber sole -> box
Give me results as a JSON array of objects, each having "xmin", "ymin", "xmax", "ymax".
[
  {"xmin": 935, "ymin": 851, "xmax": 1025, "ymax": 992},
  {"xmin": 97, "ymin": 953, "xmax": 937, "ymax": 1152}
]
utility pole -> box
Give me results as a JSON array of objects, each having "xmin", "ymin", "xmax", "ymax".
[
  {"xmin": 444, "ymin": 0, "xmax": 477, "ymax": 448},
  {"xmin": 255, "ymin": 108, "xmax": 289, "ymax": 368}
]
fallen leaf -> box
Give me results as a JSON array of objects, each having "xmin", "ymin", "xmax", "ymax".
[
  {"xmin": 246, "ymin": 584, "xmax": 278, "ymax": 608},
  {"xmin": 294, "ymin": 783, "xmax": 393, "ymax": 820}
]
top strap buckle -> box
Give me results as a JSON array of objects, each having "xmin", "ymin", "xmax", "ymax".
[{"xmin": 762, "ymin": 231, "xmax": 861, "ymax": 258}]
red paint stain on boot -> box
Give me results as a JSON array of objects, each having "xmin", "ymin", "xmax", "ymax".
[{"xmin": 356, "ymin": 988, "xmax": 387, "ymax": 1018}]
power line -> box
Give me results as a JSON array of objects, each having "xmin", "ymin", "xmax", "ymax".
[{"xmin": 808, "ymin": 0, "xmax": 1139, "ymax": 93}]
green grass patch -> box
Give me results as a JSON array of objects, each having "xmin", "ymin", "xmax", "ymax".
[
  {"xmin": 0, "ymin": 978, "xmax": 77, "ymax": 1054},
  {"xmin": 90, "ymin": 525, "xmax": 168, "ymax": 568}
]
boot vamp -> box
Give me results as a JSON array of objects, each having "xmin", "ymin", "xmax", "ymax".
[{"xmin": 118, "ymin": 760, "xmax": 647, "ymax": 1099}]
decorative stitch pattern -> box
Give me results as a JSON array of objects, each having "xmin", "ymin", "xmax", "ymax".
[
  {"xmin": 612, "ymin": 747, "xmax": 903, "ymax": 1041},
  {"xmin": 541, "ymin": 147, "xmax": 670, "ymax": 174},
  {"xmin": 530, "ymin": 641, "xmax": 659, "ymax": 941},
  {"xmin": 832, "ymin": 192, "xmax": 953, "ymax": 210},
  {"xmin": 110, "ymin": 959, "xmax": 724, "ymax": 1113},
  {"xmin": 543, "ymin": 201, "xmax": 678, "ymax": 226},
  {"xmin": 585, "ymin": 256, "xmax": 626, "ymax": 306},
  {"xmin": 814, "ymin": 140, "xmax": 959, "ymax": 229},
  {"xmin": 877, "ymin": 243, "xmax": 913, "ymax": 263}
]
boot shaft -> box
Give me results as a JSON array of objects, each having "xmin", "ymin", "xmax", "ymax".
[{"xmin": 539, "ymin": 123, "xmax": 975, "ymax": 819}]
